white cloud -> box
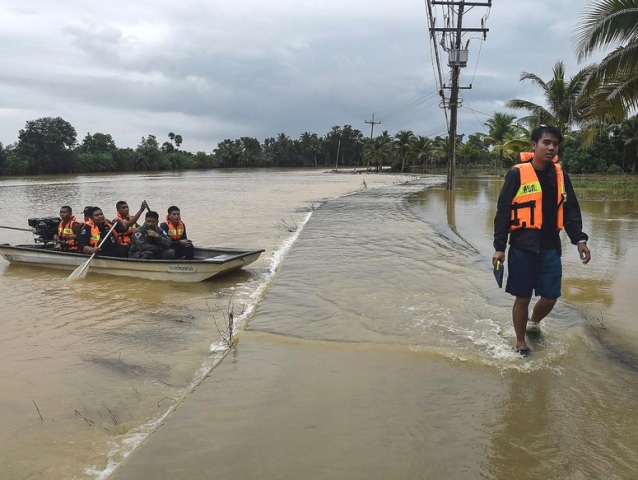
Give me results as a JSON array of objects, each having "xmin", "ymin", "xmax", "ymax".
[{"xmin": 0, "ymin": 0, "xmax": 605, "ymax": 152}]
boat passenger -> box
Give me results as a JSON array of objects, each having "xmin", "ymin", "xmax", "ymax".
[
  {"xmin": 160, "ymin": 206, "xmax": 195, "ymax": 260},
  {"xmin": 114, "ymin": 200, "xmax": 148, "ymax": 246},
  {"xmin": 56, "ymin": 206, "xmax": 81, "ymax": 252},
  {"xmin": 82, "ymin": 206, "xmax": 94, "ymax": 223},
  {"xmin": 129, "ymin": 211, "xmax": 175, "ymax": 260},
  {"xmin": 77, "ymin": 207, "xmax": 129, "ymax": 258}
]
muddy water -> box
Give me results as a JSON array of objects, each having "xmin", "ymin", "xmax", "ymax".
[
  {"xmin": 110, "ymin": 176, "xmax": 638, "ymax": 480},
  {"xmin": 0, "ymin": 169, "xmax": 408, "ymax": 479}
]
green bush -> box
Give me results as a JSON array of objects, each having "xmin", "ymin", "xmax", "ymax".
[{"xmin": 607, "ymin": 164, "xmax": 624, "ymax": 175}]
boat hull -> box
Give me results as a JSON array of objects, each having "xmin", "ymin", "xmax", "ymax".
[{"xmin": 0, "ymin": 244, "xmax": 265, "ymax": 282}]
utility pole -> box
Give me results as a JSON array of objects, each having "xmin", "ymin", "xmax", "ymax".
[
  {"xmin": 445, "ymin": 2, "xmax": 464, "ymax": 191},
  {"xmin": 365, "ymin": 113, "xmax": 381, "ymax": 138},
  {"xmin": 430, "ymin": 1, "xmax": 490, "ymax": 190}
]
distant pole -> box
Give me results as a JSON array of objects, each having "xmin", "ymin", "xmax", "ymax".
[
  {"xmin": 335, "ymin": 140, "xmax": 341, "ymax": 171},
  {"xmin": 365, "ymin": 113, "xmax": 381, "ymax": 138}
]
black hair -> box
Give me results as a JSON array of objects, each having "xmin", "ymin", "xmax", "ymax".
[
  {"xmin": 60, "ymin": 205, "xmax": 72, "ymax": 213},
  {"xmin": 167, "ymin": 206, "xmax": 180, "ymax": 214},
  {"xmin": 145, "ymin": 210, "xmax": 160, "ymax": 220},
  {"xmin": 116, "ymin": 200, "xmax": 128, "ymax": 209},
  {"xmin": 83, "ymin": 206, "xmax": 94, "ymax": 217},
  {"xmin": 531, "ymin": 124, "xmax": 563, "ymax": 144},
  {"xmin": 88, "ymin": 206, "xmax": 103, "ymax": 217}
]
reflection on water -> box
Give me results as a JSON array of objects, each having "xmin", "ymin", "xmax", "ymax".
[
  {"xmin": 3, "ymin": 172, "xmax": 638, "ymax": 480},
  {"xmin": 409, "ymin": 177, "xmax": 638, "ymax": 340},
  {"xmin": 0, "ymin": 169, "xmax": 408, "ymax": 479},
  {"xmin": 112, "ymin": 174, "xmax": 638, "ymax": 480}
]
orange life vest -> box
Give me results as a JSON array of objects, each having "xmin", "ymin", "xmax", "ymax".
[
  {"xmin": 85, "ymin": 219, "xmax": 118, "ymax": 248},
  {"xmin": 510, "ymin": 153, "xmax": 566, "ymax": 232},
  {"xmin": 116, "ymin": 212, "xmax": 136, "ymax": 245},
  {"xmin": 58, "ymin": 216, "xmax": 79, "ymax": 252},
  {"xmin": 165, "ymin": 218, "xmax": 185, "ymax": 240}
]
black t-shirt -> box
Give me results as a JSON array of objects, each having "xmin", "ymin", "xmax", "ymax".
[{"xmin": 535, "ymin": 167, "xmax": 560, "ymax": 250}]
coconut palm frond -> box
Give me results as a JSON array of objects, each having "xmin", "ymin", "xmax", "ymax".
[{"xmin": 574, "ymin": 0, "xmax": 638, "ymax": 60}]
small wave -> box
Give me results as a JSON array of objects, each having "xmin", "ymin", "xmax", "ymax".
[{"xmin": 87, "ymin": 211, "xmax": 314, "ymax": 480}]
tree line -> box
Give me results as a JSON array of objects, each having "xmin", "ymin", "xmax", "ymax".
[
  {"xmin": 0, "ymin": 1, "xmax": 636, "ymax": 177},
  {"xmin": 0, "ymin": 110, "xmax": 635, "ymax": 178}
]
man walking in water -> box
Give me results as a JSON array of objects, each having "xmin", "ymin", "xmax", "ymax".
[{"xmin": 492, "ymin": 125, "xmax": 591, "ymax": 356}]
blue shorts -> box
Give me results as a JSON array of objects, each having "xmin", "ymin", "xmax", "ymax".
[{"xmin": 505, "ymin": 246, "xmax": 562, "ymax": 299}]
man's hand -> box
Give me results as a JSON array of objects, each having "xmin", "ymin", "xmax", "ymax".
[
  {"xmin": 147, "ymin": 230, "xmax": 159, "ymax": 238},
  {"xmin": 492, "ymin": 251, "xmax": 505, "ymax": 268},
  {"xmin": 181, "ymin": 239, "xmax": 193, "ymax": 246},
  {"xmin": 578, "ymin": 242, "xmax": 591, "ymax": 264}
]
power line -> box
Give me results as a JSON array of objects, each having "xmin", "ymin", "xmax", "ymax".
[
  {"xmin": 418, "ymin": 125, "xmax": 449, "ymax": 137},
  {"xmin": 459, "ymin": 95, "xmax": 493, "ymax": 118},
  {"xmin": 458, "ymin": 94, "xmax": 488, "ymax": 127},
  {"xmin": 377, "ymin": 91, "xmax": 440, "ymax": 120},
  {"xmin": 424, "ymin": 0, "xmax": 449, "ymax": 128}
]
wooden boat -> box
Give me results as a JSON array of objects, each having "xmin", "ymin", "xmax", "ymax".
[{"xmin": 0, "ymin": 243, "xmax": 265, "ymax": 282}]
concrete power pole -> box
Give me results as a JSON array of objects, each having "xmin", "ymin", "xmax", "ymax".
[{"xmin": 430, "ymin": 1, "xmax": 490, "ymax": 190}]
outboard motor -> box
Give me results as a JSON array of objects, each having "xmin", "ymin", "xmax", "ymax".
[{"xmin": 28, "ymin": 217, "xmax": 60, "ymax": 246}]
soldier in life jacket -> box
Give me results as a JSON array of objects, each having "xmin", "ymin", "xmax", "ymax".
[
  {"xmin": 55, "ymin": 205, "xmax": 81, "ymax": 252},
  {"xmin": 113, "ymin": 200, "xmax": 148, "ymax": 246},
  {"xmin": 129, "ymin": 211, "xmax": 175, "ymax": 260},
  {"xmin": 77, "ymin": 206, "xmax": 129, "ymax": 258},
  {"xmin": 492, "ymin": 125, "xmax": 591, "ymax": 357},
  {"xmin": 160, "ymin": 205, "xmax": 195, "ymax": 260}
]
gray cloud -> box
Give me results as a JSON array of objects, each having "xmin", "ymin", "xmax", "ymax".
[{"xmin": 0, "ymin": 0, "xmax": 604, "ymax": 152}]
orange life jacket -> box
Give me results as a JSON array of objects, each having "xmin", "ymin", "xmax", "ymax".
[
  {"xmin": 164, "ymin": 218, "xmax": 185, "ymax": 240},
  {"xmin": 116, "ymin": 212, "xmax": 136, "ymax": 245},
  {"xmin": 519, "ymin": 152, "xmax": 559, "ymax": 163},
  {"xmin": 85, "ymin": 219, "xmax": 118, "ymax": 248},
  {"xmin": 58, "ymin": 216, "xmax": 79, "ymax": 252},
  {"xmin": 510, "ymin": 153, "xmax": 566, "ymax": 232}
]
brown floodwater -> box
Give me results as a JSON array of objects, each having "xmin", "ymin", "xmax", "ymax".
[
  {"xmin": 110, "ymin": 175, "xmax": 638, "ymax": 480},
  {"xmin": 0, "ymin": 169, "xmax": 411, "ymax": 479},
  {"xmin": 1, "ymin": 172, "xmax": 637, "ymax": 479}
]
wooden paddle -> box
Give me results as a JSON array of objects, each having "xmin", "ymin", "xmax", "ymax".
[
  {"xmin": 67, "ymin": 221, "xmax": 119, "ymax": 280},
  {"xmin": 0, "ymin": 225, "xmax": 34, "ymax": 233}
]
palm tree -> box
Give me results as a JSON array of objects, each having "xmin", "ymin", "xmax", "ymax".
[
  {"xmin": 299, "ymin": 132, "xmax": 320, "ymax": 167},
  {"xmin": 394, "ymin": 130, "xmax": 415, "ymax": 173},
  {"xmin": 491, "ymin": 132, "xmax": 529, "ymax": 168},
  {"xmin": 484, "ymin": 112, "xmax": 517, "ymax": 174},
  {"xmin": 432, "ymin": 136, "xmax": 450, "ymax": 169},
  {"xmin": 410, "ymin": 136, "xmax": 435, "ymax": 172},
  {"xmin": 574, "ymin": 0, "xmax": 638, "ymax": 115},
  {"xmin": 505, "ymin": 61, "xmax": 595, "ymax": 137},
  {"xmin": 363, "ymin": 133, "xmax": 392, "ymax": 171},
  {"xmin": 214, "ymin": 139, "xmax": 241, "ymax": 168}
]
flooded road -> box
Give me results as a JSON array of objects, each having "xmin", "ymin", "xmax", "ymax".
[
  {"xmin": 110, "ymin": 175, "xmax": 638, "ymax": 480},
  {"xmin": 1, "ymin": 171, "xmax": 637, "ymax": 479}
]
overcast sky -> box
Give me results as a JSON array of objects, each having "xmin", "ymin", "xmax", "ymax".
[{"xmin": 0, "ymin": 0, "xmax": 602, "ymax": 152}]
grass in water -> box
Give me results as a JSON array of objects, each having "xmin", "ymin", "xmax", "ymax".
[{"xmin": 571, "ymin": 175, "xmax": 638, "ymax": 191}]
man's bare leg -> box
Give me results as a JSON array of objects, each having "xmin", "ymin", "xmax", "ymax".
[
  {"xmin": 513, "ymin": 296, "xmax": 532, "ymax": 349},
  {"xmin": 530, "ymin": 297, "xmax": 557, "ymax": 326}
]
